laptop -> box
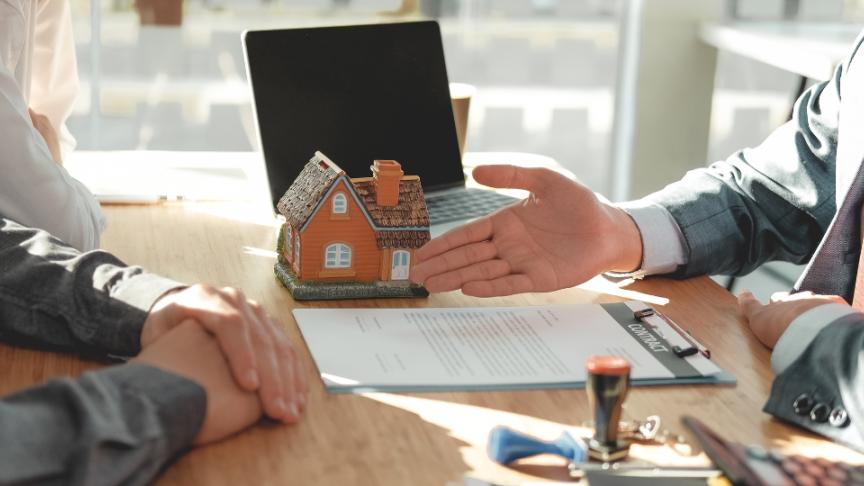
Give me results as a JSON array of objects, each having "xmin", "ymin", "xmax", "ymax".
[{"xmin": 242, "ymin": 21, "xmax": 517, "ymax": 236}]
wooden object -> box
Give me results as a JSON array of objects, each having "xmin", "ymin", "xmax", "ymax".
[
  {"xmin": 274, "ymin": 152, "xmax": 430, "ymax": 300},
  {"xmin": 0, "ymin": 199, "xmax": 861, "ymax": 484},
  {"xmin": 134, "ymin": 0, "xmax": 183, "ymax": 26}
]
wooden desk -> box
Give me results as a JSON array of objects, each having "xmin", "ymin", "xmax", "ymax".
[{"xmin": 1, "ymin": 201, "xmax": 860, "ymax": 484}]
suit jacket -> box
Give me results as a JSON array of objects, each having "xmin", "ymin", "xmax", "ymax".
[{"xmin": 644, "ymin": 31, "xmax": 864, "ymax": 451}]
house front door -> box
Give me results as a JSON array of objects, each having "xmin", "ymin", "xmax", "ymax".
[{"xmin": 391, "ymin": 250, "xmax": 410, "ymax": 280}]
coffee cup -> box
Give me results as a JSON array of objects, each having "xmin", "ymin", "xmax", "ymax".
[{"xmin": 449, "ymin": 82, "xmax": 476, "ymax": 158}]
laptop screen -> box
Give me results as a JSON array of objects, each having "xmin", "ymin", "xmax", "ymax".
[{"xmin": 244, "ymin": 21, "xmax": 465, "ymax": 207}]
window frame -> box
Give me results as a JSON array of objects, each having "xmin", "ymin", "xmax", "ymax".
[
  {"xmin": 331, "ymin": 192, "xmax": 348, "ymax": 215},
  {"xmin": 324, "ymin": 243, "xmax": 352, "ymax": 269}
]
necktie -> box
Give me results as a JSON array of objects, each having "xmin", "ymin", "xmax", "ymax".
[
  {"xmin": 853, "ymin": 210, "xmax": 864, "ymax": 309},
  {"xmin": 796, "ymin": 162, "xmax": 864, "ymax": 302}
]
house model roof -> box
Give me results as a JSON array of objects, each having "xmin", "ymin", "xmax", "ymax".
[
  {"xmin": 276, "ymin": 152, "xmax": 431, "ymax": 249},
  {"xmin": 276, "ymin": 153, "xmax": 342, "ymax": 228}
]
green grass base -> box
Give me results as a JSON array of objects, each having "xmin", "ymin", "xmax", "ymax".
[{"xmin": 274, "ymin": 260, "xmax": 429, "ymax": 300}]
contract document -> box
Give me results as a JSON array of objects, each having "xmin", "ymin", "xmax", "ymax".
[{"xmin": 293, "ymin": 301, "xmax": 735, "ymax": 393}]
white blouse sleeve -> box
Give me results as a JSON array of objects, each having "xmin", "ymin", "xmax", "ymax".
[
  {"xmin": 0, "ymin": 62, "xmax": 104, "ymax": 251},
  {"xmin": 29, "ymin": 0, "xmax": 80, "ymax": 157}
]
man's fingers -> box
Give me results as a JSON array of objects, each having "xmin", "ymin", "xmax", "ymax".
[
  {"xmin": 737, "ymin": 290, "xmax": 763, "ymax": 320},
  {"xmin": 424, "ymin": 259, "xmax": 511, "ymax": 293},
  {"xmin": 415, "ymin": 217, "xmax": 493, "ymax": 263},
  {"xmin": 473, "ymin": 165, "xmax": 557, "ymax": 193},
  {"xmin": 412, "ymin": 241, "xmax": 497, "ymax": 284},
  {"xmin": 462, "ymin": 274, "xmax": 534, "ymax": 297}
]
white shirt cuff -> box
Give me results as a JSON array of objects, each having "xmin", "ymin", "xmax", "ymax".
[
  {"xmin": 614, "ymin": 200, "xmax": 688, "ymax": 276},
  {"xmin": 771, "ymin": 303, "xmax": 858, "ymax": 374}
]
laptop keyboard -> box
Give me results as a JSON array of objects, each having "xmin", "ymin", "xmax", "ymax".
[{"xmin": 426, "ymin": 188, "xmax": 519, "ymax": 225}]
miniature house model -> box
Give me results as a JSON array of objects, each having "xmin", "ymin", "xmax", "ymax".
[{"xmin": 274, "ymin": 151, "xmax": 431, "ymax": 300}]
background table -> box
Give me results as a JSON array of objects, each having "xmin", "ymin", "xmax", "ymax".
[
  {"xmin": 700, "ymin": 21, "xmax": 859, "ymax": 83},
  {"xmin": 1, "ymin": 201, "xmax": 862, "ymax": 484}
]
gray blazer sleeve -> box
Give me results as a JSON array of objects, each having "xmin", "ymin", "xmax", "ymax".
[
  {"xmin": 0, "ymin": 217, "xmax": 206, "ymax": 484},
  {"xmin": 0, "ymin": 217, "xmax": 184, "ymax": 357},
  {"xmin": 642, "ymin": 36, "xmax": 863, "ymax": 278},
  {"xmin": 763, "ymin": 315, "xmax": 864, "ymax": 452},
  {"xmin": 0, "ymin": 363, "xmax": 207, "ymax": 486}
]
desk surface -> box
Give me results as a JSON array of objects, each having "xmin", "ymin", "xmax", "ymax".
[
  {"xmin": 1, "ymin": 201, "xmax": 862, "ymax": 484},
  {"xmin": 701, "ymin": 21, "xmax": 861, "ymax": 81}
]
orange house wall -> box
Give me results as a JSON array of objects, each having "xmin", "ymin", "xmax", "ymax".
[
  {"xmin": 380, "ymin": 249, "xmax": 391, "ymax": 280},
  {"xmin": 298, "ymin": 186, "xmax": 380, "ymax": 282}
]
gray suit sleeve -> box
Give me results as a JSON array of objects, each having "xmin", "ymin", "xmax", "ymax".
[
  {"xmin": 0, "ymin": 218, "xmax": 184, "ymax": 357},
  {"xmin": 641, "ymin": 36, "xmax": 861, "ymax": 278},
  {"xmin": 763, "ymin": 315, "xmax": 864, "ymax": 452},
  {"xmin": 0, "ymin": 217, "xmax": 207, "ymax": 484},
  {"xmin": 0, "ymin": 363, "xmax": 207, "ymax": 486}
]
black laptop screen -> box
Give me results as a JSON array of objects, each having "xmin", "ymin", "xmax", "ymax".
[{"xmin": 244, "ymin": 21, "xmax": 465, "ymax": 206}]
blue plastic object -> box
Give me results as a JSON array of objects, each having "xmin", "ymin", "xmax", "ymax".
[{"xmin": 487, "ymin": 425, "xmax": 588, "ymax": 465}]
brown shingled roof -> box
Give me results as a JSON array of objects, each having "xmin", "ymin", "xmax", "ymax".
[
  {"xmin": 351, "ymin": 176, "xmax": 430, "ymax": 228},
  {"xmin": 375, "ymin": 230, "xmax": 431, "ymax": 249},
  {"xmin": 276, "ymin": 153, "xmax": 342, "ymax": 227}
]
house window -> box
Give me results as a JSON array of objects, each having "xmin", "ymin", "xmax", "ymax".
[
  {"xmin": 324, "ymin": 243, "xmax": 352, "ymax": 268},
  {"xmin": 332, "ymin": 193, "xmax": 348, "ymax": 214}
]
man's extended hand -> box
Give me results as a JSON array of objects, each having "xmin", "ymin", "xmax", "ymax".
[
  {"xmin": 410, "ymin": 165, "xmax": 643, "ymax": 297},
  {"xmin": 28, "ymin": 108, "xmax": 63, "ymax": 165},
  {"xmin": 738, "ymin": 290, "xmax": 846, "ymax": 348},
  {"xmin": 141, "ymin": 285, "xmax": 307, "ymax": 423}
]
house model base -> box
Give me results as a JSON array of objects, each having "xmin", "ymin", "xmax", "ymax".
[
  {"xmin": 273, "ymin": 151, "xmax": 432, "ymax": 301},
  {"xmin": 275, "ymin": 260, "xmax": 429, "ymax": 300}
]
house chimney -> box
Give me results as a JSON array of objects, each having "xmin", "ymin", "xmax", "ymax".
[{"xmin": 372, "ymin": 159, "xmax": 403, "ymax": 207}]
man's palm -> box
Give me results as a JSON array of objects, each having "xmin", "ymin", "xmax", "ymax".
[{"xmin": 411, "ymin": 165, "xmax": 641, "ymax": 297}]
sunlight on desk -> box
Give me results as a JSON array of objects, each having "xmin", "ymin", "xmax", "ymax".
[
  {"xmin": 242, "ymin": 246, "xmax": 278, "ymax": 259},
  {"xmin": 579, "ymin": 276, "xmax": 671, "ymax": 306},
  {"xmin": 186, "ymin": 202, "xmax": 279, "ymax": 227}
]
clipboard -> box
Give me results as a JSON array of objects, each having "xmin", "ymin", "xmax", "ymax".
[{"xmin": 293, "ymin": 301, "xmax": 736, "ymax": 394}]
